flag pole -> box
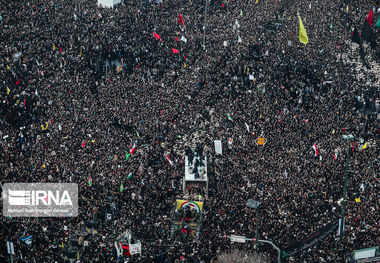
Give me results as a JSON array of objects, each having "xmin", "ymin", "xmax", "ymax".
[{"xmin": 202, "ymin": 0, "xmax": 209, "ymax": 50}]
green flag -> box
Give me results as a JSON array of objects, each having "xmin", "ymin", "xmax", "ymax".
[
  {"xmin": 226, "ymin": 113, "xmax": 233, "ymax": 121},
  {"xmin": 127, "ymin": 173, "xmax": 133, "ymax": 179},
  {"xmin": 376, "ymin": 16, "xmax": 380, "ymax": 28},
  {"xmin": 88, "ymin": 176, "xmax": 92, "ymax": 186},
  {"xmin": 120, "ymin": 182, "xmax": 124, "ymax": 192},
  {"xmin": 125, "ymin": 153, "xmax": 131, "ymax": 161},
  {"xmin": 240, "ymin": 10, "xmax": 243, "ymax": 17}
]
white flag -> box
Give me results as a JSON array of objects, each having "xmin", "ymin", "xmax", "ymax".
[
  {"xmin": 312, "ymin": 144, "xmax": 318, "ymax": 156},
  {"xmin": 180, "ymin": 36, "xmax": 187, "ymax": 43},
  {"xmin": 244, "ymin": 122, "xmax": 249, "ymax": 132},
  {"xmin": 238, "ymin": 35, "xmax": 242, "ymax": 43}
]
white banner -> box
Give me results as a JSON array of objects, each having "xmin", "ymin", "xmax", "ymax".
[
  {"xmin": 214, "ymin": 140, "xmax": 222, "ymax": 155},
  {"xmin": 129, "ymin": 243, "xmax": 141, "ymax": 255}
]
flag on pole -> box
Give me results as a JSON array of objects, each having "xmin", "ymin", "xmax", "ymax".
[
  {"xmin": 6, "ymin": 87, "xmax": 10, "ymax": 95},
  {"xmin": 53, "ymin": 44, "xmax": 56, "ymax": 50},
  {"xmin": 88, "ymin": 176, "xmax": 92, "ymax": 186},
  {"xmin": 16, "ymin": 80, "xmax": 20, "ymax": 85},
  {"xmin": 366, "ymin": 8, "xmax": 373, "ymax": 26},
  {"xmin": 361, "ymin": 142, "xmax": 367, "ymax": 149},
  {"xmin": 172, "ymin": 48, "xmax": 180, "ymax": 54},
  {"xmin": 165, "ymin": 154, "xmax": 173, "ymax": 166},
  {"xmin": 127, "ymin": 173, "xmax": 133, "ymax": 179},
  {"xmin": 312, "ymin": 144, "xmax": 318, "ymax": 156},
  {"xmin": 175, "ymin": 36, "xmax": 179, "ymax": 41},
  {"xmin": 376, "ymin": 16, "xmax": 380, "ymax": 28},
  {"xmin": 298, "ymin": 14, "xmax": 309, "ymax": 45},
  {"xmin": 255, "ymin": 0, "xmax": 259, "ymax": 4},
  {"xmin": 226, "ymin": 113, "xmax": 233, "ymax": 121},
  {"xmin": 125, "ymin": 153, "xmax": 131, "ymax": 161},
  {"xmin": 180, "ymin": 36, "xmax": 187, "ymax": 43},
  {"xmin": 244, "ymin": 122, "xmax": 249, "ymax": 132},
  {"xmin": 130, "ymin": 143, "xmax": 136, "ymax": 155},
  {"xmin": 178, "ymin": 13, "xmax": 184, "ymax": 25},
  {"xmin": 355, "ymin": 197, "xmax": 361, "ymax": 203},
  {"xmin": 23, "ymin": 98, "xmax": 26, "ymax": 107},
  {"xmin": 240, "ymin": 10, "xmax": 243, "ymax": 16},
  {"xmin": 334, "ymin": 150, "xmax": 338, "ymax": 160},
  {"xmin": 153, "ymin": 32, "xmax": 161, "ymax": 40},
  {"xmin": 120, "ymin": 182, "xmax": 124, "ymax": 192},
  {"xmin": 346, "ymin": 5, "xmax": 349, "ymax": 13}
]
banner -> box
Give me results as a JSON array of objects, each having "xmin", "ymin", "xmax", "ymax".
[
  {"xmin": 282, "ymin": 219, "xmax": 339, "ymax": 258},
  {"xmin": 176, "ymin": 200, "xmax": 204, "ymax": 213},
  {"xmin": 129, "ymin": 242, "xmax": 141, "ymax": 255}
]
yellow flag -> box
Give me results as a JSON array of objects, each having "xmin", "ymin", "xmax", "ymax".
[
  {"xmin": 62, "ymin": 241, "xmax": 64, "ymax": 248},
  {"xmin": 332, "ymin": 129, "xmax": 335, "ymax": 134},
  {"xmin": 41, "ymin": 122, "xmax": 49, "ymax": 131},
  {"xmin": 6, "ymin": 87, "xmax": 10, "ymax": 95},
  {"xmin": 346, "ymin": 5, "xmax": 349, "ymax": 13},
  {"xmin": 355, "ymin": 197, "xmax": 361, "ymax": 203},
  {"xmin": 361, "ymin": 142, "xmax": 367, "ymax": 149},
  {"xmin": 42, "ymin": 164, "xmax": 46, "ymax": 168},
  {"xmin": 298, "ymin": 14, "xmax": 309, "ymax": 45},
  {"xmin": 255, "ymin": 0, "xmax": 259, "ymax": 4},
  {"xmin": 6, "ymin": 65, "xmax": 11, "ymax": 70},
  {"xmin": 79, "ymin": 48, "xmax": 82, "ymax": 57},
  {"xmin": 184, "ymin": 62, "xmax": 186, "ymax": 68},
  {"xmin": 77, "ymin": 251, "xmax": 80, "ymax": 260},
  {"xmin": 91, "ymin": 139, "xmax": 95, "ymax": 143},
  {"xmin": 56, "ymin": 165, "xmax": 59, "ymax": 172},
  {"xmin": 53, "ymin": 44, "xmax": 56, "ymax": 50}
]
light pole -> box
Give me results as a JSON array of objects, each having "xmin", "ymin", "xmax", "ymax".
[
  {"xmin": 246, "ymin": 199, "xmax": 260, "ymax": 251},
  {"xmin": 339, "ymin": 134, "xmax": 354, "ymax": 249},
  {"xmin": 202, "ymin": 0, "xmax": 209, "ymax": 50}
]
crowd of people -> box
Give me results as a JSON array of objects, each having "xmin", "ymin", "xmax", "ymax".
[{"xmin": 0, "ymin": 0, "xmax": 379, "ymax": 262}]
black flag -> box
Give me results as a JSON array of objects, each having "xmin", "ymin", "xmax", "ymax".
[
  {"xmin": 352, "ymin": 27, "xmax": 361, "ymax": 44},
  {"xmin": 361, "ymin": 19, "xmax": 376, "ymax": 49}
]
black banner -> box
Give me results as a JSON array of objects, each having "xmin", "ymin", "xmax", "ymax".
[{"xmin": 281, "ymin": 219, "xmax": 339, "ymax": 259}]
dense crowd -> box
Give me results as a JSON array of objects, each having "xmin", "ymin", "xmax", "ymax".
[{"xmin": 0, "ymin": 0, "xmax": 379, "ymax": 262}]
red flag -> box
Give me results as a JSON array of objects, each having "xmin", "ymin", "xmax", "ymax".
[
  {"xmin": 81, "ymin": 141, "xmax": 86, "ymax": 147},
  {"xmin": 23, "ymin": 98, "xmax": 26, "ymax": 107},
  {"xmin": 172, "ymin": 48, "xmax": 180, "ymax": 54},
  {"xmin": 165, "ymin": 154, "xmax": 173, "ymax": 166},
  {"xmin": 366, "ymin": 8, "xmax": 373, "ymax": 26},
  {"xmin": 222, "ymin": 3, "xmax": 225, "ymax": 7},
  {"xmin": 130, "ymin": 143, "xmax": 136, "ymax": 155},
  {"xmin": 178, "ymin": 13, "xmax": 184, "ymax": 25},
  {"xmin": 16, "ymin": 80, "xmax": 20, "ymax": 85},
  {"xmin": 175, "ymin": 36, "xmax": 179, "ymax": 41},
  {"xmin": 59, "ymin": 47, "xmax": 62, "ymax": 53},
  {"xmin": 153, "ymin": 32, "xmax": 161, "ymax": 40},
  {"xmin": 136, "ymin": 63, "xmax": 140, "ymax": 69},
  {"xmin": 184, "ymin": 55, "xmax": 186, "ymax": 60}
]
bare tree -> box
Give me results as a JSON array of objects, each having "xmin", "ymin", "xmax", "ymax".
[{"xmin": 217, "ymin": 249, "xmax": 267, "ymax": 263}]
